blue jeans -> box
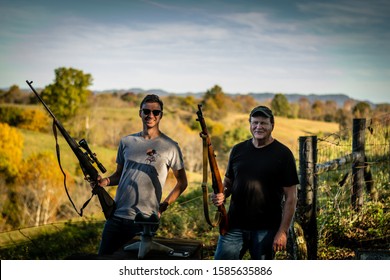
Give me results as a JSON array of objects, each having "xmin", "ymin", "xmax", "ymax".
[
  {"xmin": 214, "ymin": 228, "xmax": 277, "ymax": 260},
  {"xmin": 98, "ymin": 216, "xmax": 143, "ymax": 255}
]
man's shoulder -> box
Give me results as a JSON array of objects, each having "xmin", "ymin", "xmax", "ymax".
[
  {"xmin": 120, "ymin": 132, "xmax": 140, "ymax": 141},
  {"xmin": 159, "ymin": 132, "xmax": 179, "ymax": 145},
  {"xmin": 232, "ymin": 139, "xmax": 251, "ymax": 150},
  {"xmin": 117, "ymin": 133, "xmax": 144, "ymax": 148},
  {"xmin": 122, "ymin": 132, "xmax": 141, "ymax": 138},
  {"xmin": 272, "ymin": 139, "xmax": 295, "ymax": 155},
  {"xmin": 273, "ymin": 139, "xmax": 290, "ymax": 149}
]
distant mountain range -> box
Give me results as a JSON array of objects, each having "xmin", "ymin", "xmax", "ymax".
[
  {"xmin": 249, "ymin": 93, "xmax": 356, "ymax": 107},
  {"xmin": 11, "ymin": 86, "xmax": 380, "ymax": 107},
  {"xmin": 95, "ymin": 88, "xmax": 377, "ymax": 107}
]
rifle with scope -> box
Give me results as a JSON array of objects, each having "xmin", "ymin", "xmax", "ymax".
[{"xmin": 26, "ymin": 80, "xmax": 115, "ymax": 219}]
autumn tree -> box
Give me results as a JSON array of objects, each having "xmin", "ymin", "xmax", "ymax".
[
  {"xmin": 0, "ymin": 85, "xmax": 30, "ymax": 104},
  {"xmin": 352, "ymin": 102, "xmax": 371, "ymax": 118},
  {"xmin": 0, "ymin": 123, "xmax": 24, "ymax": 229},
  {"xmin": 288, "ymin": 103, "xmax": 299, "ymax": 119},
  {"xmin": 271, "ymin": 93, "xmax": 290, "ymax": 117},
  {"xmin": 312, "ymin": 100, "xmax": 325, "ymax": 121},
  {"xmin": 233, "ymin": 94, "xmax": 258, "ymax": 113},
  {"xmin": 18, "ymin": 109, "xmax": 50, "ymax": 132},
  {"xmin": 202, "ymin": 85, "xmax": 231, "ymax": 119},
  {"xmin": 120, "ymin": 91, "xmax": 141, "ymax": 107},
  {"xmin": 181, "ymin": 95, "xmax": 197, "ymax": 109},
  {"xmin": 335, "ymin": 108, "xmax": 351, "ymax": 139},
  {"xmin": 324, "ymin": 100, "xmax": 338, "ymax": 122},
  {"xmin": 343, "ymin": 99, "xmax": 355, "ymax": 113},
  {"xmin": 163, "ymin": 94, "xmax": 198, "ymax": 112},
  {"xmin": 298, "ymin": 97, "xmax": 312, "ymax": 119},
  {"xmin": 375, "ymin": 103, "xmax": 390, "ymax": 114},
  {"xmin": 17, "ymin": 152, "xmax": 66, "ymax": 227},
  {"xmin": 222, "ymin": 126, "xmax": 251, "ymax": 153},
  {"xmin": 0, "ymin": 123, "xmax": 23, "ymax": 179},
  {"xmin": 41, "ymin": 67, "xmax": 93, "ymax": 120}
]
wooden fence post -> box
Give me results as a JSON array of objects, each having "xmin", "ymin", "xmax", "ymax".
[
  {"xmin": 352, "ymin": 118, "xmax": 366, "ymax": 211},
  {"xmin": 298, "ymin": 136, "xmax": 318, "ymax": 260}
]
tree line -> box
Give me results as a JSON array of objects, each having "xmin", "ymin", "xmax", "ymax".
[{"xmin": 1, "ymin": 67, "xmax": 389, "ymax": 127}]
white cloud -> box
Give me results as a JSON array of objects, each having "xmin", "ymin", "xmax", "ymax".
[{"xmin": 0, "ymin": 0, "xmax": 389, "ymax": 103}]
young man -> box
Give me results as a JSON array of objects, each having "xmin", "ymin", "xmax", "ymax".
[
  {"xmin": 212, "ymin": 105, "xmax": 299, "ymax": 259},
  {"xmin": 97, "ymin": 94, "xmax": 188, "ymax": 255}
]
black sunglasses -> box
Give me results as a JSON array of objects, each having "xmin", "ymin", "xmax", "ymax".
[{"xmin": 141, "ymin": 109, "xmax": 162, "ymax": 116}]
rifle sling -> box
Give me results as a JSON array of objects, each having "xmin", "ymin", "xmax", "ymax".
[
  {"xmin": 201, "ymin": 134, "xmax": 222, "ymax": 228},
  {"xmin": 52, "ymin": 121, "xmax": 94, "ymax": 217}
]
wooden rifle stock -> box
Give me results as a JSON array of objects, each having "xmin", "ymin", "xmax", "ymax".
[
  {"xmin": 26, "ymin": 80, "xmax": 115, "ymax": 219},
  {"xmin": 196, "ymin": 104, "xmax": 228, "ymax": 235}
]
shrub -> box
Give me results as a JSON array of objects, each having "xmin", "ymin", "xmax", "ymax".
[
  {"xmin": 0, "ymin": 106, "xmax": 23, "ymax": 126},
  {"xmin": 318, "ymin": 201, "xmax": 389, "ymax": 254},
  {"xmin": 18, "ymin": 109, "xmax": 50, "ymax": 132}
]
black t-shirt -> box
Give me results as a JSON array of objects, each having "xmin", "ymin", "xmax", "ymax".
[{"xmin": 225, "ymin": 139, "xmax": 299, "ymax": 230}]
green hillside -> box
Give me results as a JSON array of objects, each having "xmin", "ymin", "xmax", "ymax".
[{"xmin": 21, "ymin": 128, "xmax": 118, "ymax": 177}]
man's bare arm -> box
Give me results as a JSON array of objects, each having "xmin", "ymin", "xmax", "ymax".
[{"xmin": 98, "ymin": 164, "xmax": 124, "ymax": 187}]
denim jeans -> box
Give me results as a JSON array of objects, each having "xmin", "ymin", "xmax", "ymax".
[
  {"xmin": 98, "ymin": 216, "xmax": 143, "ymax": 255},
  {"xmin": 214, "ymin": 228, "xmax": 277, "ymax": 260}
]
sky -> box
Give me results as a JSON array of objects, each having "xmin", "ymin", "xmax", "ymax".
[{"xmin": 1, "ymin": 0, "xmax": 389, "ymax": 103}]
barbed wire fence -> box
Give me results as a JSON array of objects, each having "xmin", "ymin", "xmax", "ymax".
[{"xmin": 296, "ymin": 113, "xmax": 389, "ymax": 259}]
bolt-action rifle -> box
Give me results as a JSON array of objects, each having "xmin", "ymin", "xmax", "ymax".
[
  {"xmin": 26, "ymin": 80, "xmax": 115, "ymax": 219},
  {"xmin": 196, "ymin": 104, "xmax": 228, "ymax": 235}
]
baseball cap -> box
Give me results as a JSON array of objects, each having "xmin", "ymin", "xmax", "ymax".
[{"xmin": 250, "ymin": 106, "xmax": 274, "ymax": 118}]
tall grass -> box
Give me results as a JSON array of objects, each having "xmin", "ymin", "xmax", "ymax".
[{"xmin": 0, "ymin": 219, "xmax": 104, "ymax": 259}]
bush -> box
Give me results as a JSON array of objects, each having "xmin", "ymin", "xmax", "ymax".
[
  {"xmin": 18, "ymin": 109, "xmax": 50, "ymax": 132},
  {"xmin": 0, "ymin": 106, "xmax": 49, "ymax": 132},
  {"xmin": 0, "ymin": 106, "xmax": 23, "ymax": 126},
  {"xmin": 318, "ymin": 201, "xmax": 390, "ymax": 259}
]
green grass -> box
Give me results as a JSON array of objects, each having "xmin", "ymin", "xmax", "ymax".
[
  {"xmin": 271, "ymin": 116, "xmax": 339, "ymax": 155},
  {"xmin": 20, "ymin": 128, "xmax": 118, "ymax": 178},
  {"xmin": 0, "ymin": 219, "xmax": 104, "ymax": 259}
]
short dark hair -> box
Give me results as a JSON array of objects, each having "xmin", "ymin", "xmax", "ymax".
[{"xmin": 140, "ymin": 94, "xmax": 163, "ymax": 111}]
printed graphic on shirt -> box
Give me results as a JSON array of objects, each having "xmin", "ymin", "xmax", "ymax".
[{"xmin": 145, "ymin": 148, "xmax": 160, "ymax": 164}]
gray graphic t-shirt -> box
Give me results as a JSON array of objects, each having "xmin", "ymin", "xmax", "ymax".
[{"xmin": 113, "ymin": 132, "xmax": 184, "ymax": 219}]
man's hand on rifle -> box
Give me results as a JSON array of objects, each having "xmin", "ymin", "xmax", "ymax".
[
  {"xmin": 211, "ymin": 192, "xmax": 225, "ymax": 207},
  {"xmin": 89, "ymin": 175, "xmax": 110, "ymax": 188}
]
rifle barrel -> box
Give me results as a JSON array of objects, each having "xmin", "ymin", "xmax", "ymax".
[{"xmin": 26, "ymin": 80, "xmax": 57, "ymax": 120}]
